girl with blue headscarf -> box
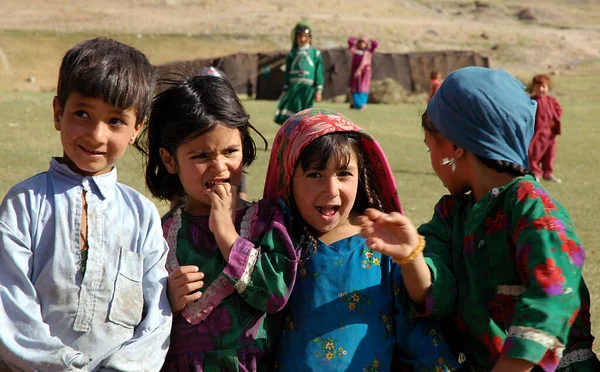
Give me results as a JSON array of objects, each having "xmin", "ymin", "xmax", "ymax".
[{"xmin": 358, "ymin": 67, "xmax": 599, "ymax": 371}]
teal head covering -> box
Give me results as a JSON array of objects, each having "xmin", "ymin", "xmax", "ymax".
[{"xmin": 427, "ymin": 66, "xmax": 537, "ymax": 168}]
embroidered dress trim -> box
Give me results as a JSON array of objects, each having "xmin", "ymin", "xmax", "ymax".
[
  {"xmin": 235, "ymin": 204, "xmax": 260, "ymax": 294},
  {"xmin": 289, "ymin": 77, "xmax": 315, "ymax": 85},
  {"xmin": 496, "ymin": 285, "xmax": 526, "ymax": 296},
  {"xmin": 165, "ymin": 208, "xmax": 235, "ymax": 325},
  {"xmin": 234, "ymin": 248, "xmax": 259, "ymax": 294},
  {"xmin": 557, "ymin": 348, "xmax": 596, "ymax": 368},
  {"xmin": 508, "ymin": 325, "xmax": 565, "ymax": 357}
]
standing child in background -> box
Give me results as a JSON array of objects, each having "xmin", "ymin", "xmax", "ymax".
[
  {"xmin": 137, "ymin": 74, "xmax": 298, "ymax": 371},
  {"xmin": 427, "ymin": 70, "xmax": 443, "ymax": 102},
  {"xmin": 529, "ymin": 74, "xmax": 563, "ymax": 183},
  {"xmin": 264, "ymin": 109, "xmax": 459, "ymax": 371},
  {"xmin": 348, "ymin": 35, "xmax": 378, "ymax": 110},
  {"xmin": 359, "ymin": 67, "xmax": 599, "ymax": 371},
  {"xmin": 0, "ymin": 38, "xmax": 172, "ymax": 371},
  {"xmin": 274, "ymin": 21, "xmax": 324, "ymax": 125}
]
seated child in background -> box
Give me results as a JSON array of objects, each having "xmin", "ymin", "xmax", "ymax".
[
  {"xmin": 529, "ymin": 73, "xmax": 563, "ymax": 183},
  {"xmin": 264, "ymin": 108, "xmax": 459, "ymax": 371},
  {"xmin": 137, "ymin": 74, "xmax": 297, "ymax": 371},
  {"xmin": 359, "ymin": 66, "xmax": 600, "ymax": 371},
  {"xmin": 0, "ymin": 37, "xmax": 172, "ymax": 371}
]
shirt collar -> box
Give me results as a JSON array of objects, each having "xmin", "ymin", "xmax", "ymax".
[{"xmin": 49, "ymin": 158, "xmax": 117, "ymax": 200}]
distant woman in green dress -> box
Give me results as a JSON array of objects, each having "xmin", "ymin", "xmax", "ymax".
[{"xmin": 274, "ymin": 22, "xmax": 324, "ymax": 125}]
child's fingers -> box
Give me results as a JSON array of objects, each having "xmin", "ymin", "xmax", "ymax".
[
  {"xmin": 178, "ymin": 279, "xmax": 204, "ymax": 296},
  {"xmin": 182, "ymin": 290, "xmax": 203, "ymax": 305},
  {"xmin": 169, "ymin": 265, "xmax": 200, "ymax": 280},
  {"xmin": 362, "ymin": 208, "xmax": 385, "ymax": 221}
]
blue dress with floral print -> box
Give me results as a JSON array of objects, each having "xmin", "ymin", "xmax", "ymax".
[{"xmin": 274, "ymin": 234, "xmax": 459, "ymax": 372}]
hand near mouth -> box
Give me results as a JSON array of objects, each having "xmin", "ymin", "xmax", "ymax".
[{"xmin": 205, "ymin": 182, "xmax": 239, "ymax": 261}]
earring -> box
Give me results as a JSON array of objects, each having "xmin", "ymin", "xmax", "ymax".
[{"xmin": 440, "ymin": 157, "xmax": 456, "ymax": 173}]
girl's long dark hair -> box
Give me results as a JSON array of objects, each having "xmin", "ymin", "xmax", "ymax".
[{"xmin": 135, "ymin": 74, "xmax": 267, "ymax": 201}]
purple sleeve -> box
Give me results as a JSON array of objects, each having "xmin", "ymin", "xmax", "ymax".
[
  {"xmin": 370, "ymin": 39, "xmax": 378, "ymax": 51},
  {"xmin": 222, "ymin": 202, "xmax": 298, "ymax": 313}
]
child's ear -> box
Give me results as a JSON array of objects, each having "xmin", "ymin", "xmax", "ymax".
[
  {"xmin": 52, "ymin": 96, "xmax": 62, "ymax": 131},
  {"xmin": 129, "ymin": 122, "xmax": 143, "ymax": 145},
  {"xmin": 159, "ymin": 148, "xmax": 178, "ymax": 174},
  {"xmin": 454, "ymin": 146, "xmax": 465, "ymax": 160}
]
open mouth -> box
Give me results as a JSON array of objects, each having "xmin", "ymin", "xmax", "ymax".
[
  {"xmin": 316, "ymin": 205, "xmax": 340, "ymax": 217},
  {"xmin": 205, "ymin": 179, "xmax": 230, "ymax": 189},
  {"xmin": 79, "ymin": 145, "xmax": 105, "ymax": 155}
]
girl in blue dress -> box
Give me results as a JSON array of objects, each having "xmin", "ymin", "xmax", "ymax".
[{"xmin": 263, "ymin": 108, "xmax": 460, "ymax": 371}]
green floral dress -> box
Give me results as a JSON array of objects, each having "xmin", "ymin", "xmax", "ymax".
[{"xmin": 415, "ymin": 175, "xmax": 599, "ymax": 371}]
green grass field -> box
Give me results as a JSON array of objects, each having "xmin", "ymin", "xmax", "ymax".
[{"xmin": 1, "ymin": 67, "xmax": 600, "ymax": 351}]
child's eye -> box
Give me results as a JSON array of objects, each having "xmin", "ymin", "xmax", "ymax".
[
  {"xmin": 306, "ymin": 172, "xmax": 321, "ymax": 179},
  {"xmin": 191, "ymin": 153, "xmax": 208, "ymax": 160},
  {"xmin": 338, "ymin": 171, "xmax": 352, "ymax": 178},
  {"xmin": 108, "ymin": 118, "xmax": 125, "ymax": 126},
  {"xmin": 75, "ymin": 110, "xmax": 89, "ymax": 119},
  {"xmin": 225, "ymin": 148, "xmax": 240, "ymax": 155}
]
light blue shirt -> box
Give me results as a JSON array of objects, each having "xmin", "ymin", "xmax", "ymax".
[{"xmin": 0, "ymin": 158, "xmax": 172, "ymax": 371}]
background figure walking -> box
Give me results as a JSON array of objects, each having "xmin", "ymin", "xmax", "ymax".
[{"xmin": 348, "ymin": 35, "xmax": 377, "ymax": 110}]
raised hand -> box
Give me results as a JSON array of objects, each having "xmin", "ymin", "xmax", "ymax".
[
  {"xmin": 206, "ymin": 182, "xmax": 239, "ymax": 260},
  {"xmin": 168, "ymin": 265, "xmax": 204, "ymax": 313},
  {"xmin": 357, "ymin": 208, "xmax": 420, "ymax": 262}
]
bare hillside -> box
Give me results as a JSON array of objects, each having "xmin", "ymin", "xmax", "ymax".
[{"xmin": 2, "ymin": 0, "xmax": 600, "ymax": 75}]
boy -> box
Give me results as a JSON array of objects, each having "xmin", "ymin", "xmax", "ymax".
[{"xmin": 0, "ymin": 38, "xmax": 172, "ymax": 371}]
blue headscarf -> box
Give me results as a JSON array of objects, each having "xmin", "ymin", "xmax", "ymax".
[{"xmin": 427, "ymin": 66, "xmax": 537, "ymax": 168}]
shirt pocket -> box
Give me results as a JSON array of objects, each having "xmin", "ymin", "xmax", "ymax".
[{"xmin": 109, "ymin": 246, "xmax": 144, "ymax": 328}]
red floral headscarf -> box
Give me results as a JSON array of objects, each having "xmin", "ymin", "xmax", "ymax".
[{"xmin": 263, "ymin": 108, "xmax": 402, "ymax": 216}]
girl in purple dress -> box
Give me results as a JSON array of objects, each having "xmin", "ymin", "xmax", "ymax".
[
  {"xmin": 348, "ymin": 35, "xmax": 378, "ymax": 110},
  {"xmin": 137, "ymin": 74, "xmax": 298, "ymax": 371}
]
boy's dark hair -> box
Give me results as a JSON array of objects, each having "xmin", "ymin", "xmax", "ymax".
[
  {"xmin": 56, "ymin": 37, "xmax": 156, "ymax": 125},
  {"xmin": 421, "ymin": 110, "xmax": 529, "ymax": 177},
  {"xmin": 136, "ymin": 74, "xmax": 267, "ymax": 202},
  {"xmin": 289, "ymin": 133, "xmax": 383, "ymax": 259}
]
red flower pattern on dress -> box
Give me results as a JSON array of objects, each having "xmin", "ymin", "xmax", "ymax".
[
  {"xmin": 534, "ymin": 258, "xmax": 565, "ymax": 296},
  {"xmin": 480, "ymin": 333, "xmax": 504, "ymax": 361},
  {"xmin": 512, "ymin": 216, "xmax": 528, "ymax": 244},
  {"xmin": 516, "ymin": 181, "xmax": 538, "ymax": 201},
  {"xmin": 484, "ymin": 210, "xmax": 507, "ymax": 234},
  {"xmin": 530, "ymin": 216, "xmax": 565, "ymax": 232},
  {"xmin": 539, "ymin": 348, "xmax": 560, "ymax": 372},
  {"xmin": 559, "ymin": 234, "xmax": 585, "ymax": 268}
]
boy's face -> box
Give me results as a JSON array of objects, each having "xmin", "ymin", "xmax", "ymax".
[
  {"xmin": 533, "ymin": 82, "xmax": 549, "ymax": 97},
  {"xmin": 53, "ymin": 92, "xmax": 141, "ymax": 177}
]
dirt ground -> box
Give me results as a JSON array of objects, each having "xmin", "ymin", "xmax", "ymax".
[{"xmin": 2, "ymin": 0, "xmax": 600, "ymax": 76}]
